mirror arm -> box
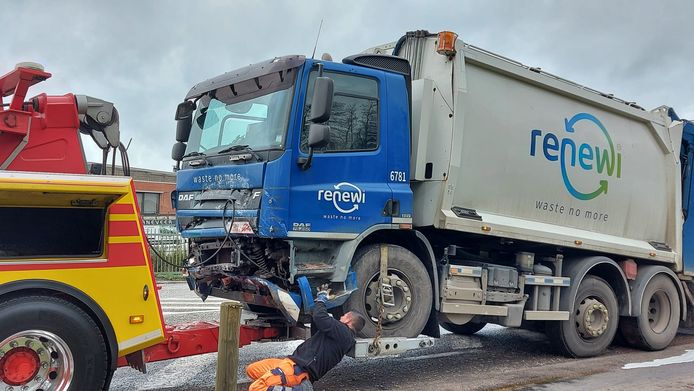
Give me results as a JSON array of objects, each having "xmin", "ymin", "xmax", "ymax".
[{"xmin": 298, "ymin": 147, "xmax": 314, "ymax": 170}]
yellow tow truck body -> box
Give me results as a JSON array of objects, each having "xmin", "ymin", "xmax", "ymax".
[{"xmin": 0, "ymin": 171, "xmax": 165, "ymax": 389}]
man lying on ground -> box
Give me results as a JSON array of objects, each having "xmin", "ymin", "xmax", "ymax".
[{"xmin": 246, "ymin": 288, "xmax": 366, "ymax": 391}]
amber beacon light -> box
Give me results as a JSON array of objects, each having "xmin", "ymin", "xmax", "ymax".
[{"xmin": 436, "ymin": 31, "xmax": 458, "ymax": 56}]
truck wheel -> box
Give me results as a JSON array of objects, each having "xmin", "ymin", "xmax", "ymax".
[
  {"xmin": 0, "ymin": 295, "xmax": 109, "ymax": 391},
  {"xmin": 440, "ymin": 321, "xmax": 487, "ymax": 335},
  {"xmin": 546, "ymin": 275, "xmax": 618, "ymax": 358},
  {"xmin": 620, "ymin": 275, "xmax": 680, "ymax": 351},
  {"xmin": 342, "ymin": 244, "xmax": 433, "ymax": 338}
]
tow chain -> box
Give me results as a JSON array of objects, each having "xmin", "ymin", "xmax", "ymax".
[{"xmin": 370, "ymin": 244, "xmax": 389, "ymax": 354}]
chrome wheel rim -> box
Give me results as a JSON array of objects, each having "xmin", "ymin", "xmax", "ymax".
[
  {"xmin": 364, "ymin": 268, "xmax": 413, "ymax": 325},
  {"xmin": 0, "ymin": 330, "xmax": 74, "ymax": 391}
]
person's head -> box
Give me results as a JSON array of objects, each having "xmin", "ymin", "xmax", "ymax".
[{"xmin": 340, "ymin": 311, "xmax": 366, "ymax": 333}]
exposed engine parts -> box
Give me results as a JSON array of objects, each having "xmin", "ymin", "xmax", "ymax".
[{"xmin": 188, "ymin": 237, "xmax": 291, "ymax": 285}]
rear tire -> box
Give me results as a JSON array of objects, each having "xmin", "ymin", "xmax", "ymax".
[
  {"xmin": 620, "ymin": 274, "xmax": 680, "ymax": 351},
  {"xmin": 0, "ymin": 295, "xmax": 109, "ymax": 390},
  {"xmin": 546, "ymin": 276, "xmax": 619, "ymax": 358},
  {"xmin": 342, "ymin": 244, "xmax": 433, "ymax": 338},
  {"xmin": 440, "ymin": 321, "xmax": 487, "ymax": 335}
]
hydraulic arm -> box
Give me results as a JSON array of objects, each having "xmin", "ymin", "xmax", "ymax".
[{"xmin": 0, "ymin": 62, "xmax": 126, "ymax": 175}]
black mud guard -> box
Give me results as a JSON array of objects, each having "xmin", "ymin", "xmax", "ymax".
[{"xmin": 559, "ymin": 256, "xmax": 631, "ymax": 317}]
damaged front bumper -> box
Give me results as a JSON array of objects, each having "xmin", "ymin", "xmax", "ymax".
[{"xmin": 187, "ymin": 272, "xmax": 357, "ymax": 326}]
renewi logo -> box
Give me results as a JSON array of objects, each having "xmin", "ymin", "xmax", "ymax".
[
  {"xmin": 530, "ymin": 113, "xmax": 622, "ymax": 201},
  {"xmin": 318, "ymin": 182, "xmax": 366, "ymax": 214}
]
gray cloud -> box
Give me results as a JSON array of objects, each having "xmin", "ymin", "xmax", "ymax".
[{"xmin": 3, "ymin": 0, "xmax": 692, "ymax": 170}]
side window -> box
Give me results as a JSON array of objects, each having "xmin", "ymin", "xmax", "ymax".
[
  {"xmin": 301, "ymin": 71, "xmax": 379, "ymax": 153},
  {"xmin": 0, "ymin": 206, "xmax": 105, "ymax": 258},
  {"xmin": 136, "ymin": 192, "xmax": 161, "ymax": 215}
]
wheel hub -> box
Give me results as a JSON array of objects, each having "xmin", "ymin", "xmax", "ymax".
[
  {"xmin": 365, "ymin": 272, "xmax": 413, "ymax": 324},
  {"xmin": 576, "ymin": 298, "xmax": 609, "ymax": 338},
  {"xmin": 0, "ymin": 347, "xmax": 40, "ymax": 386},
  {"xmin": 647, "ymin": 290, "xmax": 671, "ymax": 333},
  {"xmin": 0, "ymin": 330, "xmax": 73, "ymax": 390}
]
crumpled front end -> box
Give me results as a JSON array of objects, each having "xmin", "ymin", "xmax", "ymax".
[
  {"xmin": 175, "ymin": 163, "xmax": 265, "ymax": 239},
  {"xmin": 187, "ymin": 267, "xmax": 357, "ymax": 326}
]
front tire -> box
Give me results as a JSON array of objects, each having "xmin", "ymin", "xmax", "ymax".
[
  {"xmin": 342, "ymin": 244, "xmax": 433, "ymax": 338},
  {"xmin": 620, "ymin": 274, "xmax": 680, "ymax": 351},
  {"xmin": 0, "ymin": 295, "xmax": 110, "ymax": 390},
  {"xmin": 547, "ymin": 276, "xmax": 619, "ymax": 358}
]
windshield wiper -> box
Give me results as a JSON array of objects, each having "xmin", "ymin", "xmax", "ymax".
[
  {"xmin": 182, "ymin": 151, "xmax": 213, "ymax": 167},
  {"xmin": 217, "ymin": 145, "xmax": 249, "ymax": 154},
  {"xmin": 217, "ymin": 145, "xmax": 264, "ymax": 162},
  {"xmin": 182, "ymin": 151, "xmax": 206, "ymax": 158}
]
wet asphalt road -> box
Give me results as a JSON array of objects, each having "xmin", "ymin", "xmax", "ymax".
[{"xmin": 110, "ymin": 282, "xmax": 694, "ymax": 391}]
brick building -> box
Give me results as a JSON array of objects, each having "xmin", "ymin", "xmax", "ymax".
[{"xmin": 89, "ymin": 163, "xmax": 176, "ymax": 216}]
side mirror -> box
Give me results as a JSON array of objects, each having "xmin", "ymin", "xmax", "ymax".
[
  {"xmin": 299, "ymin": 124, "xmax": 331, "ymax": 170},
  {"xmin": 175, "ymin": 101, "xmax": 195, "ymax": 142},
  {"xmin": 175, "ymin": 101, "xmax": 196, "ymax": 120},
  {"xmin": 172, "ymin": 142, "xmax": 186, "ymax": 162},
  {"xmin": 308, "ymin": 124, "xmax": 330, "ymax": 148},
  {"xmin": 176, "ymin": 116, "xmax": 192, "ymax": 142},
  {"xmin": 309, "ymin": 77, "xmax": 333, "ymax": 123}
]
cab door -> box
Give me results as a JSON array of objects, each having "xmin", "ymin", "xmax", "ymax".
[{"xmin": 287, "ymin": 62, "xmax": 391, "ymax": 238}]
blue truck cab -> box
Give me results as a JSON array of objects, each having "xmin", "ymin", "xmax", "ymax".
[{"xmin": 171, "ymin": 54, "xmax": 430, "ymax": 336}]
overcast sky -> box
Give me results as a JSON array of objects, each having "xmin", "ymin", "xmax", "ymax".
[{"xmin": 3, "ymin": 1, "xmax": 693, "ymax": 171}]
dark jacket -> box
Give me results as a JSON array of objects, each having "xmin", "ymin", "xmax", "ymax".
[{"xmin": 288, "ymin": 301, "xmax": 355, "ymax": 381}]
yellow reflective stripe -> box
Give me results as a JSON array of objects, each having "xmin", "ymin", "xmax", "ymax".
[
  {"xmin": 115, "ymin": 192, "xmax": 135, "ymax": 204},
  {"xmin": 109, "ymin": 213, "xmax": 138, "ymax": 221},
  {"xmin": 0, "ymin": 182, "xmax": 130, "ymax": 194},
  {"xmin": 108, "ymin": 236, "xmax": 142, "ymax": 244}
]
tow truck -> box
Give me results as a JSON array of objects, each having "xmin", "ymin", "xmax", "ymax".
[{"xmin": 0, "ymin": 63, "xmax": 431, "ymax": 390}]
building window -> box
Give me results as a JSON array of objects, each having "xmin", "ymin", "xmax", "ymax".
[{"xmin": 136, "ymin": 192, "xmax": 161, "ymax": 215}]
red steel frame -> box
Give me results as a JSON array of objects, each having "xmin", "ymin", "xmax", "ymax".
[{"xmin": 116, "ymin": 322, "xmax": 281, "ymax": 368}]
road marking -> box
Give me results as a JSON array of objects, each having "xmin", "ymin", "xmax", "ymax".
[
  {"xmin": 160, "ymin": 303, "xmax": 224, "ymax": 307},
  {"xmin": 160, "ymin": 297, "xmax": 228, "ymax": 301},
  {"xmin": 401, "ymin": 351, "xmax": 466, "ymax": 361},
  {"xmin": 163, "ymin": 310, "xmax": 220, "ymax": 315},
  {"xmin": 623, "ymin": 350, "xmax": 694, "ymax": 369}
]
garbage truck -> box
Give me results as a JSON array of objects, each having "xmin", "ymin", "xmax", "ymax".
[{"xmin": 171, "ymin": 29, "xmax": 694, "ymax": 358}]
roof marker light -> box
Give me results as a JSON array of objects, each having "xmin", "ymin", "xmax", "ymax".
[{"xmin": 436, "ymin": 31, "xmax": 458, "ymax": 57}]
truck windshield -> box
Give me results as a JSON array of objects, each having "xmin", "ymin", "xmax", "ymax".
[{"xmin": 185, "ymin": 85, "xmax": 294, "ymax": 156}]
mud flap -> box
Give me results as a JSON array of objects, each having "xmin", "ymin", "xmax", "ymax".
[{"xmin": 423, "ymin": 310, "xmax": 441, "ymax": 338}]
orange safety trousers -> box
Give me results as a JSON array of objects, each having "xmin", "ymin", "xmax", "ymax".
[{"xmin": 246, "ymin": 358, "xmax": 310, "ymax": 391}]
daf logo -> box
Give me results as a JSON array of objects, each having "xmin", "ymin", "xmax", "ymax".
[{"xmin": 178, "ymin": 194, "xmax": 195, "ymax": 201}]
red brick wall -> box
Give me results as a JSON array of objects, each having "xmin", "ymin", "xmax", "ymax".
[{"xmin": 133, "ymin": 180, "xmax": 176, "ymax": 215}]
